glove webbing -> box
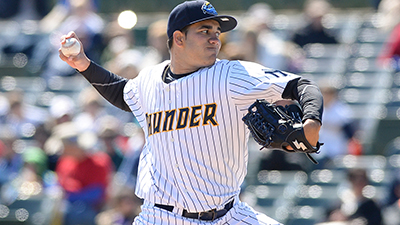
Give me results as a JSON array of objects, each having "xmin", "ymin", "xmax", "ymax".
[{"xmin": 243, "ymin": 111, "xmax": 274, "ymax": 149}]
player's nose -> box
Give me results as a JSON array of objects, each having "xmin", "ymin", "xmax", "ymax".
[{"xmin": 209, "ymin": 35, "xmax": 220, "ymax": 46}]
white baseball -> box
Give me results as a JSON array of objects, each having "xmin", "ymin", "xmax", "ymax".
[{"xmin": 61, "ymin": 38, "xmax": 81, "ymax": 57}]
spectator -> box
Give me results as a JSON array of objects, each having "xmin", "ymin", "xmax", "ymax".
[
  {"xmin": 45, "ymin": 94, "xmax": 77, "ymax": 171},
  {"xmin": 21, "ymin": 146, "xmax": 49, "ymax": 183},
  {"xmin": 346, "ymin": 169, "xmax": 383, "ymax": 224},
  {"xmin": 290, "ymin": 0, "xmax": 339, "ymax": 48},
  {"xmin": 237, "ymin": 3, "xmax": 294, "ymax": 71},
  {"xmin": 0, "ymin": 142, "xmax": 62, "ymax": 225},
  {"xmin": 74, "ymin": 87, "xmax": 134, "ymax": 131},
  {"xmin": 114, "ymin": 122, "xmax": 145, "ymax": 190},
  {"xmin": 0, "ymin": 0, "xmax": 53, "ymax": 68},
  {"xmin": 316, "ymin": 82, "xmax": 360, "ymax": 167},
  {"xmin": 32, "ymin": 122, "xmax": 60, "ymax": 172},
  {"xmin": 49, "ymin": 94, "xmax": 76, "ymax": 125},
  {"xmin": 2, "ymin": 146, "xmax": 57, "ymax": 202},
  {"xmin": 101, "ymin": 19, "xmax": 143, "ymax": 79},
  {"xmin": 74, "ymin": 87, "xmax": 108, "ymax": 133},
  {"xmin": 141, "ymin": 19, "xmax": 170, "ymax": 67},
  {"xmin": 218, "ymin": 41, "xmax": 246, "ymax": 61},
  {"xmin": 51, "ymin": 121, "xmax": 112, "ymax": 225},
  {"xmin": 39, "ymin": 0, "xmax": 100, "ymax": 33},
  {"xmin": 95, "ymin": 186, "xmax": 142, "ymax": 225},
  {"xmin": 326, "ymin": 168, "xmax": 383, "ymax": 225},
  {"xmin": 97, "ymin": 115, "xmax": 125, "ymax": 171},
  {"xmin": 0, "ymin": 127, "xmax": 23, "ymax": 189},
  {"xmin": 3, "ymin": 89, "xmax": 49, "ymax": 139},
  {"xmin": 147, "ymin": 19, "xmax": 170, "ymax": 62},
  {"xmin": 40, "ymin": 0, "xmax": 105, "ymax": 80},
  {"xmin": 60, "ymin": 0, "xmax": 105, "ymax": 62},
  {"xmin": 382, "ymin": 172, "xmax": 400, "ymax": 225}
]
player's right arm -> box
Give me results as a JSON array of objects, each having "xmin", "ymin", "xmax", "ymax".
[{"xmin": 59, "ymin": 31, "xmax": 131, "ymax": 112}]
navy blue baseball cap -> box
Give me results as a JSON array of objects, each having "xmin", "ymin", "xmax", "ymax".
[{"xmin": 167, "ymin": 0, "xmax": 237, "ymax": 39}]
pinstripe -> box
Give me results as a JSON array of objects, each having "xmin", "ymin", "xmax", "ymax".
[
  {"xmin": 178, "ymin": 79, "xmax": 200, "ymax": 210},
  {"xmin": 210, "ymin": 66, "xmax": 227, "ymax": 194},
  {"xmin": 201, "ymin": 69, "xmax": 221, "ymax": 199},
  {"xmin": 168, "ymin": 83, "xmax": 189, "ymax": 208},
  {"xmin": 213, "ymin": 65, "xmax": 231, "ymax": 193},
  {"xmin": 221, "ymin": 64, "xmax": 243, "ymax": 188},
  {"xmin": 189, "ymin": 73, "xmax": 210, "ymax": 211},
  {"xmin": 181, "ymin": 76, "xmax": 207, "ymax": 211},
  {"xmin": 161, "ymin": 89, "xmax": 169, "ymax": 203},
  {"xmin": 124, "ymin": 60, "xmax": 296, "ymax": 224}
]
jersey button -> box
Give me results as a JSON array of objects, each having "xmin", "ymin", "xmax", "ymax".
[
  {"xmin": 165, "ymin": 87, "xmax": 170, "ymax": 92},
  {"xmin": 171, "ymin": 138, "xmax": 174, "ymax": 142}
]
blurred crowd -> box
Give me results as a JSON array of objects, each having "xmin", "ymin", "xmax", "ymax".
[
  {"xmin": 1, "ymin": 0, "xmax": 400, "ymax": 224},
  {"xmin": 0, "ymin": 86, "xmax": 145, "ymax": 224}
]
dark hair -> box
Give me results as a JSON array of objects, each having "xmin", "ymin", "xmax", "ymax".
[
  {"xmin": 167, "ymin": 26, "xmax": 189, "ymax": 50},
  {"xmin": 347, "ymin": 168, "xmax": 368, "ymax": 184},
  {"xmin": 167, "ymin": 38, "xmax": 173, "ymax": 50}
]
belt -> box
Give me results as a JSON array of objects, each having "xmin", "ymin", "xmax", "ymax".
[{"xmin": 155, "ymin": 199, "xmax": 234, "ymax": 221}]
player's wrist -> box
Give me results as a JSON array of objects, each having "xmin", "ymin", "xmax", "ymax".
[
  {"xmin": 304, "ymin": 118, "xmax": 322, "ymax": 126},
  {"xmin": 76, "ymin": 57, "xmax": 91, "ymax": 72},
  {"xmin": 303, "ymin": 119, "xmax": 321, "ymax": 146}
]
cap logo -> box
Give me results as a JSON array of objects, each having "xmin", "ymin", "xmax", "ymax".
[{"xmin": 202, "ymin": 1, "xmax": 218, "ymax": 15}]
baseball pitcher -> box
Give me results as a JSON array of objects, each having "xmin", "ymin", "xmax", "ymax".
[{"xmin": 59, "ymin": 1, "xmax": 324, "ymax": 224}]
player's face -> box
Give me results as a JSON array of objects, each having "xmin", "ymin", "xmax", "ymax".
[{"xmin": 182, "ymin": 19, "xmax": 222, "ymax": 68}]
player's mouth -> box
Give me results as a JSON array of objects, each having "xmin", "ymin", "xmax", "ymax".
[{"xmin": 206, "ymin": 46, "xmax": 219, "ymax": 53}]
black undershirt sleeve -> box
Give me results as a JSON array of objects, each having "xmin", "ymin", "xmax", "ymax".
[
  {"xmin": 79, "ymin": 61, "xmax": 131, "ymax": 112},
  {"xmin": 282, "ymin": 77, "xmax": 323, "ymax": 123}
]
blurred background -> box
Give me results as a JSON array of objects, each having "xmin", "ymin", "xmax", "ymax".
[{"xmin": 0, "ymin": 0, "xmax": 400, "ymax": 224}]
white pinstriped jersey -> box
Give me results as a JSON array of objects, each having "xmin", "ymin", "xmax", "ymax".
[{"xmin": 123, "ymin": 59, "xmax": 299, "ymax": 213}]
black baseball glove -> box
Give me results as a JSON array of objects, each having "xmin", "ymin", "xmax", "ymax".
[{"xmin": 242, "ymin": 99, "xmax": 322, "ymax": 164}]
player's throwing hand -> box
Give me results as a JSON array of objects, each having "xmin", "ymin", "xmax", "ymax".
[{"xmin": 59, "ymin": 31, "xmax": 91, "ymax": 72}]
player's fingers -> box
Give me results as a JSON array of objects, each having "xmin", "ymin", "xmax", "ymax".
[
  {"xmin": 58, "ymin": 49, "xmax": 75, "ymax": 65},
  {"xmin": 274, "ymin": 99, "xmax": 296, "ymax": 106},
  {"xmin": 67, "ymin": 31, "xmax": 76, "ymax": 38},
  {"xmin": 282, "ymin": 143, "xmax": 294, "ymax": 151},
  {"xmin": 60, "ymin": 31, "xmax": 78, "ymax": 44},
  {"xmin": 59, "ymin": 49, "xmax": 67, "ymax": 60},
  {"xmin": 60, "ymin": 35, "xmax": 67, "ymax": 44}
]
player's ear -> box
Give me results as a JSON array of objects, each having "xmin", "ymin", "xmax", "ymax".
[{"xmin": 173, "ymin": 31, "xmax": 185, "ymax": 46}]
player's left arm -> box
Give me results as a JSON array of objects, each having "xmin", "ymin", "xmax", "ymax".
[{"xmin": 282, "ymin": 77, "xmax": 323, "ymax": 146}]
